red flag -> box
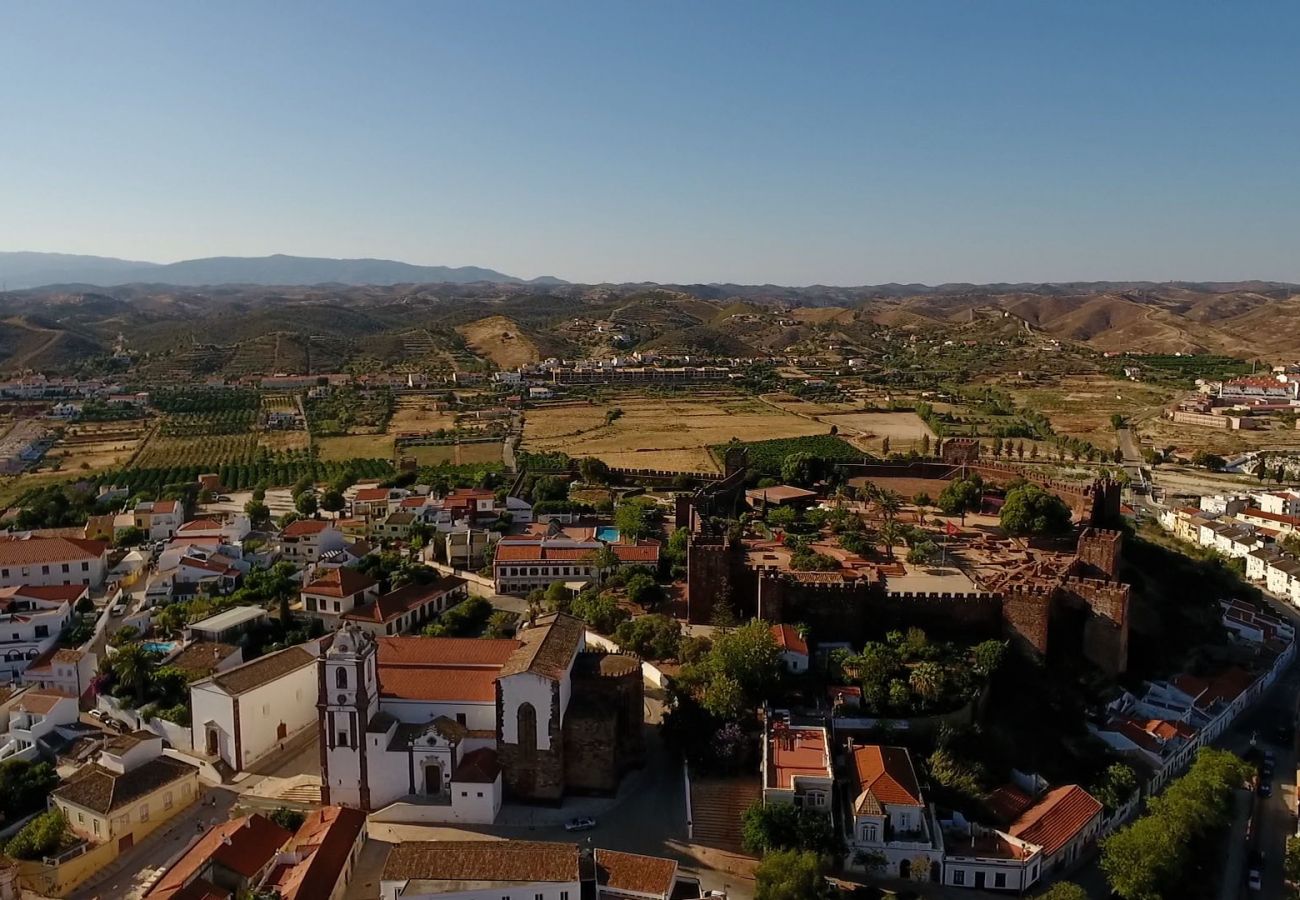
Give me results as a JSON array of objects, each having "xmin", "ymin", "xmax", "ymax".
[{"xmin": 944, "ymin": 520, "xmax": 958, "ymax": 536}]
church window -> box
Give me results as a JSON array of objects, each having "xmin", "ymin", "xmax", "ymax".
[{"xmin": 336, "ymin": 667, "xmax": 348, "ymax": 689}]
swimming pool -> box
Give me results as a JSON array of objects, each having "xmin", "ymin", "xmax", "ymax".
[
  {"xmin": 141, "ymin": 641, "xmax": 177, "ymax": 656},
  {"xmin": 596, "ymin": 526, "xmax": 621, "ymax": 543}
]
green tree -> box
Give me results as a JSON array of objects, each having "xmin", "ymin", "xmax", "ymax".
[
  {"xmin": 766, "ymin": 505, "xmax": 798, "ymax": 529},
  {"xmin": 543, "ymin": 580, "xmax": 572, "ymax": 613},
  {"xmin": 781, "ymin": 452, "xmax": 821, "ymax": 487},
  {"xmin": 0, "ymin": 759, "xmax": 59, "ymax": 819},
  {"xmin": 905, "ymin": 541, "xmax": 937, "ymax": 565},
  {"xmin": 741, "ymin": 801, "xmax": 844, "ymax": 858},
  {"xmin": 614, "ymin": 502, "xmax": 652, "ymax": 541},
  {"xmin": 972, "ymin": 639, "xmax": 1007, "ymax": 676},
  {"xmin": 624, "ymin": 572, "xmax": 663, "ymax": 608},
  {"xmin": 4, "ymin": 809, "xmax": 69, "ymax": 860},
  {"xmin": 113, "ymin": 525, "xmax": 146, "ymax": 548},
  {"xmin": 295, "ymin": 491, "xmax": 319, "ymax": 516},
  {"xmin": 1091, "ymin": 762, "xmax": 1139, "ymax": 813},
  {"xmin": 908, "ymin": 661, "xmax": 945, "ymax": 704},
  {"xmin": 913, "ymin": 491, "xmax": 933, "ymax": 508},
  {"xmin": 111, "ymin": 642, "xmax": 156, "ymax": 701},
  {"xmin": 578, "ymin": 457, "xmax": 610, "ymax": 484},
  {"xmin": 754, "ymin": 849, "xmax": 829, "ymax": 900},
  {"xmin": 269, "ymin": 806, "xmax": 305, "ymax": 832},
  {"xmin": 244, "ymin": 499, "xmax": 270, "ymax": 525},
  {"xmin": 613, "ymin": 614, "xmax": 681, "ymax": 659},
  {"xmin": 484, "ymin": 610, "xmax": 518, "ymax": 638},
  {"xmin": 570, "ymin": 590, "xmax": 629, "ymax": 634},
  {"xmin": 1284, "ymin": 834, "xmax": 1300, "ymax": 885},
  {"xmin": 999, "ymin": 483, "xmax": 1073, "ymax": 536},
  {"xmin": 291, "ymin": 475, "xmax": 314, "ymax": 498},
  {"xmin": 1040, "ymin": 883, "xmax": 1089, "ymax": 900},
  {"xmin": 937, "ymin": 476, "xmax": 982, "ymax": 524},
  {"xmin": 320, "ymin": 489, "xmax": 346, "ymax": 514}
]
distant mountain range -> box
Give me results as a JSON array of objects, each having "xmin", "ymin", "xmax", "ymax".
[{"xmin": 0, "ymin": 251, "xmax": 567, "ymax": 289}]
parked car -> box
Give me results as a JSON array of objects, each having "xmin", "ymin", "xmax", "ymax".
[
  {"xmin": 1248, "ymin": 854, "xmax": 1264, "ymax": 892},
  {"xmin": 1258, "ymin": 780, "xmax": 1272, "ymax": 798},
  {"xmin": 563, "ymin": 817, "xmax": 596, "ymax": 832},
  {"xmin": 110, "ymin": 602, "xmax": 127, "ymax": 616}
]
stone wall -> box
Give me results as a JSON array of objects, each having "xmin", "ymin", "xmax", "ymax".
[
  {"xmin": 563, "ymin": 652, "xmax": 645, "ymax": 794},
  {"xmin": 1075, "ymin": 527, "xmax": 1123, "ymax": 580},
  {"xmin": 495, "ymin": 682, "xmax": 565, "ymax": 803}
]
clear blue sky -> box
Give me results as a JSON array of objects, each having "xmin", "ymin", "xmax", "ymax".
[{"xmin": 2, "ymin": 2, "xmax": 1298, "ymax": 285}]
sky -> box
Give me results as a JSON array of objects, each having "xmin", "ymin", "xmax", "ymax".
[{"xmin": 2, "ymin": 2, "xmax": 1298, "ymax": 285}]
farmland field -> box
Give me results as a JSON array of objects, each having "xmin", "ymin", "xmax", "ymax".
[
  {"xmin": 521, "ymin": 395, "xmax": 828, "ymax": 472},
  {"xmin": 318, "ymin": 433, "xmax": 394, "ymax": 461},
  {"xmin": 388, "ymin": 396, "xmax": 459, "ymax": 434},
  {"xmin": 135, "ymin": 432, "xmax": 260, "ymax": 468},
  {"xmin": 817, "ymin": 411, "xmax": 936, "ymax": 449},
  {"xmin": 258, "ymin": 430, "xmax": 311, "ymax": 453},
  {"xmin": 716, "ymin": 434, "xmax": 865, "ymax": 475},
  {"xmin": 1000, "ymin": 375, "xmax": 1174, "ymax": 443},
  {"xmin": 405, "ymin": 442, "xmax": 503, "ymax": 467},
  {"xmin": 47, "ymin": 421, "xmax": 149, "ymax": 472}
]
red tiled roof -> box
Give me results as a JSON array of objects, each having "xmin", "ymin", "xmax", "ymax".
[
  {"xmin": 984, "ymin": 785, "xmax": 1034, "ymax": 824},
  {"xmin": 0, "ymin": 583, "xmax": 88, "ymax": 602},
  {"xmin": 399, "ymin": 497, "xmax": 428, "ymax": 508},
  {"xmin": 1240, "ymin": 507, "xmax": 1300, "ymax": 527},
  {"xmin": 180, "ymin": 556, "xmax": 236, "ymax": 575},
  {"xmin": 0, "ymin": 536, "xmax": 107, "ymax": 566},
  {"xmin": 281, "ymin": 519, "xmax": 332, "ymax": 537},
  {"xmin": 302, "ymin": 566, "xmax": 378, "ymax": 598},
  {"xmin": 382, "ymin": 841, "xmax": 579, "ymax": 884},
  {"xmin": 354, "ymin": 488, "xmax": 390, "ymax": 502},
  {"xmin": 452, "ymin": 747, "xmax": 502, "ymax": 784},
  {"xmin": 1172, "ymin": 667, "xmax": 1255, "ymax": 711},
  {"xmin": 494, "ymin": 542, "xmax": 659, "ymax": 563},
  {"xmin": 852, "ymin": 745, "xmax": 922, "ymax": 810},
  {"xmin": 595, "ymin": 849, "xmax": 678, "ymax": 898},
  {"xmin": 377, "ymin": 636, "xmax": 521, "ymax": 667},
  {"xmin": 1009, "ymin": 785, "xmax": 1102, "ymax": 857},
  {"xmin": 343, "ymin": 576, "xmax": 466, "ymax": 625},
  {"xmin": 147, "ymin": 814, "xmax": 292, "ymax": 898},
  {"xmin": 266, "ymin": 806, "xmax": 367, "ymax": 900},
  {"xmin": 376, "ymin": 636, "xmax": 522, "ymax": 703},
  {"xmin": 178, "ymin": 519, "xmax": 222, "ymax": 532},
  {"xmin": 770, "ymin": 623, "xmax": 808, "ymax": 656}
]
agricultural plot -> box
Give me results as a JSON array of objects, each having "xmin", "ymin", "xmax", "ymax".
[
  {"xmin": 317, "ymin": 433, "xmax": 394, "ymax": 462},
  {"xmin": 46, "ymin": 421, "xmax": 148, "ymax": 472},
  {"xmin": 405, "ymin": 442, "xmax": 503, "ymax": 467},
  {"xmin": 388, "ymin": 396, "xmax": 459, "ymax": 434},
  {"xmin": 134, "ymin": 432, "xmax": 260, "ymax": 468},
  {"xmin": 817, "ymin": 411, "xmax": 935, "ymax": 450},
  {"xmin": 716, "ymin": 434, "xmax": 864, "ymax": 475},
  {"xmin": 305, "ymin": 386, "xmax": 394, "ymax": 435},
  {"xmin": 521, "ymin": 396, "xmax": 828, "ymax": 472},
  {"xmin": 1001, "ymin": 375, "xmax": 1173, "ymax": 443}
]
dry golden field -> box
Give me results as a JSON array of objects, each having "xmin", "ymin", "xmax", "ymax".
[
  {"xmin": 405, "ymin": 442, "xmax": 504, "ymax": 467},
  {"xmin": 455, "ymin": 316, "xmax": 540, "ymax": 369},
  {"xmin": 522, "ymin": 395, "xmax": 828, "ymax": 472},
  {"xmin": 48, "ymin": 421, "xmax": 148, "ymax": 471}
]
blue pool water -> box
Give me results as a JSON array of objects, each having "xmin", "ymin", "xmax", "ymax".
[
  {"xmin": 142, "ymin": 641, "xmax": 177, "ymax": 656},
  {"xmin": 596, "ymin": 526, "xmax": 621, "ymax": 543}
]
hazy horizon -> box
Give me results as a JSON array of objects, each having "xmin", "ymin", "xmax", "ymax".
[{"xmin": 3, "ymin": 2, "xmax": 1299, "ymax": 285}]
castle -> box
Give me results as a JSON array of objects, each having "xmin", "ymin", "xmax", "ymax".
[
  {"xmin": 318, "ymin": 613, "xmax": 643, "ymax": 819},
  {"xmin": 682, "ymin": 447, "xmax": 1132, "ymax": 675}
]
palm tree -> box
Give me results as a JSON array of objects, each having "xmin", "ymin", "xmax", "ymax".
[
  {"xmin": 908, "ymin": 662, "xmax": 945, "ymax": 705},
  {"xmin": 112, "ymin": 642, "xmax": 154, "ymax": 701},
  {"xmin": 879, "ymin": 521, "xmax": 902, "ymax": 561}
]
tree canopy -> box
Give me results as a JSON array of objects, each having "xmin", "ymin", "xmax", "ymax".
[
  {"xmin": 754, "ymin": 849, "xmax": 829, "ymax": 900},
  {"xmin": 999, "ymin": 483, "xmax": 1073, "ymax": 536}
]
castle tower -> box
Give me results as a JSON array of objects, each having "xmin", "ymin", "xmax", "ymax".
[{"xmin": 319, "ymin": 623, "xmax": 379, "ymax": 808}]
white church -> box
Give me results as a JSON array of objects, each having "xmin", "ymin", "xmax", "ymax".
[{"xmin": 319, "ymin": 612, "xmax": 610, "ymax": 822}]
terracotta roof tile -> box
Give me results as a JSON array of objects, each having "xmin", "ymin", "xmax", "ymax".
[
  {"xmin": 452, "ymin": 747, "xmax": 502, "ymax": 784},
  {"xmin": 0, "ymin": 536, "xmax": 107, "ymax": 566},
  {"xmin": 280, "ymin": 519, "xmax": 333, "ymax": 537},
  {"xmin": 852, "ymin": 745, "xmax": 923, "ymax": 811},
  {"xmin": 500, "ymin": 613, "xmax": 584, "ymax": 680},
  {"xmin": 55, "ymin": 755, "xmax": 197, "ymax": 815},
  {"xmin": 343, "ymin": 576, "xmax": 465, "ymax": 625},
  {"xmin": 377, "ymin": 636, "xmax": 520, "ymax": 667},
  {"xmin": 147, "ymin": 814, "xmax": 291, "ymax": 899},
  {"xmin": 381, "ymin": 840, "xmax": 580, "ymax": 884},
  {"xmin": 595, "ymin": 849, "xmax": 678, "ymax": 897},
  {"xmin": 302, "ymin": 566, "xmax": 378, "ymax": 598},
  {"xmin": 267, "ymin": 806, "xmax": 367, "ymax": 900},
  {"xmin": 1009, "ymin": 785, "xmax": 1102, "ymax": 857},
  {"xmin": 770, "ymin": 623, "xmax": 808, "ymax": 655},
  {"xmin": 14, "ymin": 688, "xmax": 74, "ymax": 714},
  {"xmin": 167, "ymin": 642, "xmax": 239, "ymax": 678},
  {"xmin": 208, "ymin": 646, "xmax": 314, "ymax": 695}
]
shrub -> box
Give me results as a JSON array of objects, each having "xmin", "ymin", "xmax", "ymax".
[{"xmin": 5, "ymin": 809, "xmax": 69, "ymax": 860}]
